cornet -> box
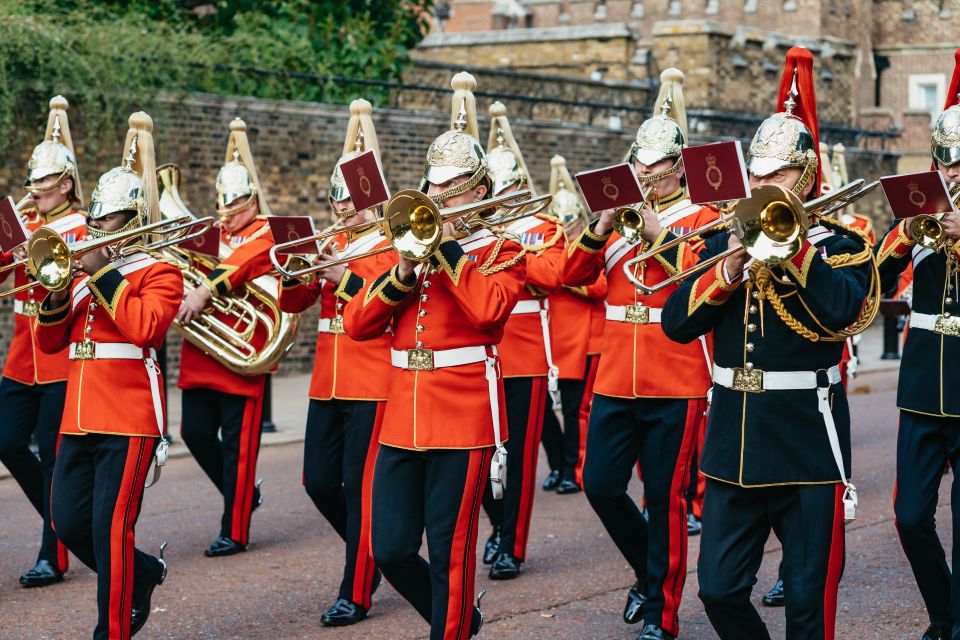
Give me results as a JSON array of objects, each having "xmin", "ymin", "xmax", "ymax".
[
  {"xmin": 905, "ymin": 182, "xmax": 960, "ymax": 251},
  {"xmin": 623, "ymin": 178, "xmax": 880, "ymax": 294},
  {"xmin": 611, "ymin": 186, "xmax": 658, "ymax": 245}
]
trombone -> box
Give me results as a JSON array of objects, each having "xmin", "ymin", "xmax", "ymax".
[
  {"xmin": 904, "ymin": 182, "xmax": 960, "ymax": 251},
  {"xmin": 0, "ymin": 196, "xmax": 43, "ymax": 277},
  {"xmin": 0, "ymin": 214, "xmax": 214, "ymax": 298},
  {"xmin": 270, "ymin": 188, "xmax": 550, "ymax": 280},
  {"xmin": 623, "ymin": 178, "xmax": 880, "ymax": 294}
]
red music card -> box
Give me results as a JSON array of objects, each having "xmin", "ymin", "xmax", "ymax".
[
  {"xmin": 0, "ymin": 196, "xmax": 29, "ymax": 253},
  {"xmin": 341, "ymin": 150, "xmax": 390, "ymax": 212},
  {"xmin": 575, "ymin": 163, "xmax": 646, "ymax": 213},
  {"xmin": 682, "ymin": 141, "xmax": 750, "ymax": 205},
  {"xmin": 880, "ymin": 171, "xmax": 955, "ymax": 219},
  {"xmin": 267, "ymin": 216, "xmax": 320, "ymax": 255},
  {"xmin": 179, "ymin": 225, "xmax": 220, "ymax": 258}
]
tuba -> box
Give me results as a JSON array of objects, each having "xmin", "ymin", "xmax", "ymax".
[{"xmin": 157, "ymin": 164, "xmax": 300, "ymax": 375}]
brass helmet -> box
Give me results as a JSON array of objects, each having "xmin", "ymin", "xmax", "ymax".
[
  {"xmin": 548, "ymin": 155, "xmax": 588, "ymax": 237},
  {"xmin": 25, "ymin": 96, "xmax": 84, "ymax": 204},
  {"xmin": 88, "ymin": 112, "xmax": 159, "ymax": 236},
  {"xmin": 330, "ymin": 99, "xmax": 382, "ymax": 209},
  {"xmin": 486, "ymin": 101, "xmax": 536, "ymax": 196},
  {"xmin": 418, "ymin": 71, "xmax": 487, "ymax": 199},
  {"xmin": 746, "ymin": 47, "xmax": 821, "ymax": 196},
  {"xmin": 932, "ymin": 105, "xmax": 960, "ymax": 167},
  {"xmin": 627, "ymin": 68, "xmax": 687, "ymax": 173},
  {"xmin": 216, "ymin": 118, "xmax": 272, "ymax": 218}
]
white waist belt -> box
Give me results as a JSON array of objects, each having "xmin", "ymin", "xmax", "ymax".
[
  {"xmin": 511, "ymin": 299, "xmax": 545, "ymax": 315},
  {"xmin": 390, "ymin": 345, "xmax": 492, "ymax": 370},
  {"xmin": 509, "ymin": 298, "xmax": 560, "ymax": 403},
  {"xmin": 606, "ymin": 304, "xmax": 662, "ymax": 324},
  {"xmin": 712, "ymin": 362, "xmax": 856, "ymax": 522},
  {"xmin": 69, "ymin": 342, "xmax": 156, "ymax": 360},
  {"xmin": 910, "ymin": 312, "xmax": 960, "ymax": 337}
]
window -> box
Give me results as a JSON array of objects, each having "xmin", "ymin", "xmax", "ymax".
[{"xmin": 908, "ymin": 74, "xmax": 947, "ymax": 120}]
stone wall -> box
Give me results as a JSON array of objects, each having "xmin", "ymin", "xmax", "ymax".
[{"xmin": 0, "ymin": 92, "xmax": 899, "ymax": 378}]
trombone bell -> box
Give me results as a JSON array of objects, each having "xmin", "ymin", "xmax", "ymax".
[
  {"xmin": 733, "ymin": 184, "xmax": 805, "ymax": 264},
  {"xmin": 384, "ymin": 190, "xmax": 443, "ymax": 261},
  {"xmin": 27, "ymin": 228, "xmax": 74, "ymax": 292}
]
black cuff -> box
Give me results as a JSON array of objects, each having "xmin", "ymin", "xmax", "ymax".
[
  {"xmin": 39, "ymin": 295, "xmax": 71, "ymax": 325},
  {"xmin": 89, "ymin": 266, "xmax": 128, "ymax": 317},
  {"xmin": 336, "ymin": 270, "xmax": 365, "ymax": 301}
]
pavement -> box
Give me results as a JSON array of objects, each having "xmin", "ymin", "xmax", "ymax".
[{"xmin": 0, "ymin": 325, "xmax": 933, "ymax": 639}]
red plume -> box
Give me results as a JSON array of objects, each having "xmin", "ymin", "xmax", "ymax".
[
  {"xmin": 776, "ymin": 47, "xmax": 822, "ymax": 196},
  {"xmin": 943, "ymin": 47, "xmax": 960, "ymax": 111}
]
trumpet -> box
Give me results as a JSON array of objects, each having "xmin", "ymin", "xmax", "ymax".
[
  {"xmin": 270, "ymin": 188, "xmax": 550, "ymax": 280},
  {"xmin": 623, "ymin": 178, "xmax": 880, "ymax": 294},
  {"xmin": 0, "ymin": 214, "xmax": 214, "ymax": 298},
  {"xmin": 612, "ymin": 186, "xmax": 658, "ymax": 245},
  {"xmin": 905, "ymin": 182, "xmax": 960, "ymax": 250}
]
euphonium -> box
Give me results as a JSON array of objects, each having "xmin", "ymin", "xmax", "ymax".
[{"xmin": 157, "ymin": 164, "xmax": 300, "ymax": 376}]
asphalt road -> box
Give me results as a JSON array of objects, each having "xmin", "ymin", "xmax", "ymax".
[{"xmin": 0, "ymin": 368, "xmax": 943, "ymax": 639}]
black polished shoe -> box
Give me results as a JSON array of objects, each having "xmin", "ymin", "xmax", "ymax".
[
  {"xmin": 470, "ymin": 589, "xmax": 486, "ymax": 636},
  {"xmin": 923, "ymin": 624, "xmax": 951, "ymax": 640},
  {"xmin": 623, "ymin": 581, "xmax": 647, "ymax": 624},
  {"xmin": 488, "ymin": 553, "xmax": 521, "ymax": 580},
  {"xmin": 686, "ymin": 512, "xmax": 702, "ymax": 536},
  {"xmin": 555, "ymin": 479, "xmax": 581, "ymax": 494},
  {"xmin": 482, "ymin": 527, "xmax": 501, "ymax": 565},
  {"xmin": 542, "ymin": 470, "xmax": 561, "ymax": 491},
  {"xmin": 204, "ymin": 536, "xmax": 246, "ymax": 557},
  {"xmin": 320, "ymin": 598, "xmax": 368, "ymax": 627},
  {"xmin": 131, "ymin": 542, "xmax": 167, "ymax": 637},
  {"xmin": 636, "ymin": 623, "xmax": 675, "ymax": 640},
  {"xmin": 19, "ymin": 559, "xmax": 64, "ymax": 588},
  {"xmin": 761, "ymin": 578, "xmax": 785, "ymax": 607}
]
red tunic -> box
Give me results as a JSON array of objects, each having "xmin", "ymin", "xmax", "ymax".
[
  {"xmin": 562, "ymin": 195, "xmax": 717, "ymax": 399},
  {"xmin": 549, "ymin": 276, "xmax": 607, "ymax": 379},
  {"xmin": 497, "ymin": 214, "xmax": 566, "ymax": 378},
  {"xmin": 35, "ymin": 253, "xmax": 182, "ymax": 436},
  {"xmin": 278, "ymin": 227, "xmax": 393, "ymax": 401},
  {"xmin": 177, "ymin": 217, "xmax": 275, "ymax": 398},
  {"xmin": 0, "ymin": 203, "xmax": 87, "ymax": 384},
  {"xmin": 344, "ymin": 229, "xmax": 525, "ymax": 450}
]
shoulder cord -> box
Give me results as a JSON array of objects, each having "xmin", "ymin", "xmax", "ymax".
[{"xmin": 478, "ymin": 234, "xmax": 527, "ymax": 275}]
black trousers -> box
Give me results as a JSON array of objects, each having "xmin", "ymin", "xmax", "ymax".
[
  {"xmin": 698, "ymin": 478, "xmax": 845, "ymax": 640},
  {"xmin": 181, "ymin": 387, "xmax": 263, "ymax": 545},
  {"xmin": 0, "ymin": 376, "xmax": 68, "ymax": 569},
  {"xmin": 582, "ymin": 394, "xmax": 702, "ymax": 636},
  {"xmin": 481, "ymin": 376, "xmax": 546, "ymax": 562},
  {"xmin": 894, "ymin": 410, "xmax": 960, "ymax": 632},
  {"xmin": 540, "ymin": 355, "xmax": 596, "ymax": 483},
  {"xmin": 372, "ymin": 444, "xmax": 490, "ymax": 640},
  {"xmin": 51, "ymin": 434, "xmax": 165, "ymax": 640},
  {"xmin": 303, "ymin": 398, "xmax": 382, "ymax": 608}
]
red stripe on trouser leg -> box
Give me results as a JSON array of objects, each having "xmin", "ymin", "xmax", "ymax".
[
  {"xmin": 53, "ymin": 433, "xmax": 70, "ymax": 573},
  {"xmin": 513, "ymin": 377, "xmax": 547, "ymax": 561},
  {"xmin": 443, "ymin": 448, "xmax": 491, "ymax": 640},
  {"xmin": 231, "ymin": 391, "xmax": 264, "ymax": 546},
  {"xmin": 574, "ymin": 355, "xmax": 599, "ymax": 487},
  {"xmin": 351, "ymin": 401, "xmax": 385, "ymax": 609},
  {"xmin": 108, "ymin": 437, "xmax": 152, "ymax": 640},
  {"xmin": 691, "ymin": 412, "xmax": 707, "ymax": 519},
  {"xmin": 823, "ymin": 484, "xmax": 845, "ymax": 640},
  {"xmin": 660, "ymin": 398, "xmax": 703, "ymax": 636}
]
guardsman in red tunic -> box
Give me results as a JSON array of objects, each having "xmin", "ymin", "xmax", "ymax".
[
  {"xmin": 0, "ymin": 96, "xmax": 86, "ymax": 587},
  {"xmin": 562, "ymin": 69, "xmax": 717, "ymax": 640},
  {"xmin": 479, "ymin": 102, "xmax": 566, "ymax": 580},
  {"xmin": 539, "ymin": 154, "xmax": 606, "ymax": 496},
  {"xmin": 344, "ymin": 72, "xmax": 525, "ymax": 640},
  {"xmin": 277, "ymin": 99, "xmax": 392, "ymax": 627},
  {"xmin": 176, "ymin": 118, "xmax": 272, "ymax": 557},
  {"xmin": 38, "ymin": 112, "xmax": 180, "ymax": 640}
]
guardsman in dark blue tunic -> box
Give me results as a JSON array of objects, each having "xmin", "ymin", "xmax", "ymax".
[
  {"xmin": 881, "ymin": 48, "xmax": 960, "ymax": 640},
  {"xmin": 661, "ymin": 47, "xmax": 875, "ymax": 640}
]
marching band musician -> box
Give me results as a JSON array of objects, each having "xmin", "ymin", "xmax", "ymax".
[
  {"xmin": 480, "ymin": 102, "xmax": 566, "ymax": 580},
  {"xmin": 37, "ymin": 112, "xmax": 180, "ymax": 639},
  {"xmin": 277, "ymin": 99, "xmax": 392, "ymax": 627},
  {"xmin": 539, "ymin": 155, "xmax": 606, "ymax": 496},
  {"xmin": 177, "ymin": 118, "xmax": 271, "ymax": 557},
  {"xmin": 562, "ymin": 68, "xmax": 716, "ymax": 640},
  {"xmin": 881, "ymin": 48, "xmax": 960, "ymax": 640},
  {"xmin": 0, "ymin": 96, "xmax": 85, "ymax": 588},
  {"xmin": 662, "ymin": 47, "xmax": 873, "ymax": 640},
  {"xmin": 343, "ymin": 71, "xmax": 525, "ymax": 640}
]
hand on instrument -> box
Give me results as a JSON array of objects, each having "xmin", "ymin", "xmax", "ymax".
[
  {"xmin": 722, "ymin": 234, "xmax": 748, "ymax": 280},
  {"xmin": 396, "ymin": 255, "xmax": 418, "ymax": 282},
  {"xmin": 639, "ymin": 206, "xmax": 663, "ymax": 243},
  {"xmin": 942, "ymin": 211, "xmax": 960, "ymax": 242},
  {"xmin": 442, "ymin": 220, "xmax": 460, "ymax": 240},
  {"xmin": 75, "ymin": 247, "xmax": 111, "ymax": 276},
  {"xmin": 177, "ymin": 285, "xmax": 212, "ymax": 325},
  {"xmin": 594, "ymin": 208, "xmax": 617, "ymax": 236},
  {"xmin": 47, "ymin": 288, "xmax": 69, "ymax": 307},
  {"xmin": 11, "ymin": 245, "xmax": 27, "ymax": 263},
  {"xmin": 316, "ymin": 243, "xmax": 347, "ymax": 285}
]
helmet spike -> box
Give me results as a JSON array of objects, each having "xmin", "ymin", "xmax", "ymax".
[
  {"xmin": 660, "ymin": 94, "xmax": 673, "ymax": 118},
  {"xmin": 51, "ymin": 115, "xmax": 62, "ymax": 144},
  {"xmin": 783, "ymin": 67, "xmax": 799, "ymax": 115},
  {"xmin": 454, "ymin": 99, "xmax": 468, "ymax": 132},
  {"xmin": 122, "ymin": 135, "xmax": 138, "ymax": 171}
]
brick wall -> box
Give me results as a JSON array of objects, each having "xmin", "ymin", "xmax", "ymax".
[{"xmin": 0, "ymin": 92, "xmax": 899, "ymax": 378}]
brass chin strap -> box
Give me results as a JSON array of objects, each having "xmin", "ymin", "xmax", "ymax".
[
  {"xmin": 216, "ymin": 192, "xmax": 257, "ymax": 219},
  {"xmin": 636, "ymin": 156, "xmax": 683, "ymax": 184},
  {"xmin": 25, "ymin": 169, "xmax": 71, "ymax": 195},
  {"xmin": 427, "ymin": 162, "xmax": 489, "ymax": 205},
  {"xmin": 790, "ymin": 157, "xmax": 818, "ymax": 199},
  {"xmin": 86, "ymin": 215, "xmax": 146, "ymax": 253}
]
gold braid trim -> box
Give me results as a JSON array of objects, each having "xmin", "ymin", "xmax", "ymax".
[
  {"xmin": 478, "ymin": 235, "xmax": 527, "ymax": 275},
  {"xmin": 521, "ymin": 217, "xmax": 564, "ymax": 253}
]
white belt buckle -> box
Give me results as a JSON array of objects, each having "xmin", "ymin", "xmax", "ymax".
[
  {"xmin": 21, "ymin": 300, "xmax": 40, "ymax": 317},
  {"xmin": 934, "ymin": 315, "xmax": 960, "ymax": 337},
  {"xmin": 328, "ymin": 316, "xmax": 345, "ymax": 334},
  {"xmin": 406, "ymin": 348, "xmax": 434, "ymax": 371},
  {"xmin": 73, "ymin": 339, "xmax": 96, "ymax": 360},
  {"xmin": 732, "ymin": 366, "xmax": 764, "ymax": 393},
  {"xmin": 625, "ymin": 304, "xmax": 650, "ymax": 324}
]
